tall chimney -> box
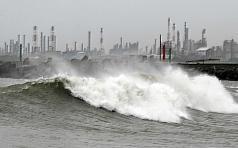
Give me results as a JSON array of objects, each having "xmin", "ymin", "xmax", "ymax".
[
  {"xmin": 23, "ymin": 35, "xmax": 26, "ymax": 55},
  {"xmin": 88, "ymin": 31, "xmax": 91, "ymax": 52},
  {"xmin": 47, "ymin": 36, "xmax": 50, "ymax": 52},
  {"xmin": 40, "ymin": 32, "xmax": 43, "ymax": 53},
  {"xmin": 100, "ymin": 28, "xmax": 103, "ymax": 52},
  {"xmin": 154, "ymin": 39, "xmax": 157, "ymax": 54},
  {"xmin": 74, "ymin": 41, "xmax": 77, "ymax": 51},
  {"xmin": 162, "ymin": 44, "xmax": 166, "ymax": 61},
  {"xmin": 120, "ymin": 37, "xmax": 123, "ymax": 49},
  {"xmin": 159, "ymin": 34, "xmax": 162, "ymax": 60},
  {"xmin": 43, "ymin": 36, "xmax": 46, "ymax": 53},
  {"xmin": 33, "ymin": 26, "xmax": 38, "ymax": 53},
  {"xmin": 27, "ymin": 43, "xmax": 30, "ymax": 55},
  {"xmin": 177, "ymin": 31, "xmax": 181, "ymax": 51},
  {"xmin": 20, "ymin": 44, "xmax": 23, "ymax": 63},
  {"xmin": 167, "ymin": 17, "xmax": 171, "ymax": 42},
  {"xmin": 172, "ymin": 23, "xmax": 176, "ymax": 43}
]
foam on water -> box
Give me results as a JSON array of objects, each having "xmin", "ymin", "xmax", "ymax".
[{"xmin": 54, "ymin": 66, "xmax": 238, "ymax": 123}]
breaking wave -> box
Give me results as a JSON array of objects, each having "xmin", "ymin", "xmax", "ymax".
[
  {"xmin": 8, "ymin": 66, "xmax": 238, "ymax": 123},
  {"xmin": 52, "ymin": 66, "xmax": 238, "ymax": 123}
]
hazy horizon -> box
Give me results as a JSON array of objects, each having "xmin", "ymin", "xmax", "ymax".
[{"xmin": 0, "ymin": 0, "xmax": 237, "ymax": 52}]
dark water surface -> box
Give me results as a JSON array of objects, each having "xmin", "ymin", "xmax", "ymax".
[{"xmin": 0, "ymin": 78, "xmax": 238, "ymax": 148}]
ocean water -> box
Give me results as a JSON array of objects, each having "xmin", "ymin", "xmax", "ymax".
[{"xmin": 0, "ymin": 66, "xmax": 238, "ymax": 148}]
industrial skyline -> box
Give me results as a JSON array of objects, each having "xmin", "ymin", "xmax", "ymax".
[{"xmin": 0, "ymin": 19, "xmax": 209, "ymax": 55}]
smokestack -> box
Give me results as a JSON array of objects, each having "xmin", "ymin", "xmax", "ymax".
[
  {"xmin": 172, "ymin": 23, "xmax": 176, "ymax": 43},
  {"xmin": 202, "ymin": 29, "xmax": 206, "ymax": 46},
  {"xmin": 177, "ymin": 31, "xmax": 181, "ymax": 51},
  {"xmin": 183, "ymin": 22, "xmax": 189, "ymax": 50},
  {"xmin": 100, "ymin": 28, "xmax": 104, "ymax": 52},
  {"xmin": 43, "ymin": 36, "xmax": 46, "ymax": 53},
  {"xmin": 202, "ymin": 29, "xmax": 206, "ymax": 39},
  {"xmin": 23, "ymin": 35, "xmax": 26, "ymax": 55},
  {"xmin": 4, "ymin": 42, "xmax": 7, "ymax": 54},
  {"xmin": 167, "ymin": 17, "xmax": 171, "ymax": 42},
  {"xmin": 33, "ymin": 26, "xmax": 38, "ymax": 53},
  {"xmin": 154, "ymin": 39, "xmax": 157, "ymax": 54},
  {"xmin": 88, "ymin": 31, "xmax": 91, "ymax": 52},
  {"xmin": 47, "ymin": 36, "xmax": 50, "ymax": 52},
  {"xmin": 50, "ymin": 26, "xmax": 56, "ymax": 51},
  {"xmin": 162, "ymin": 44, "xmax": 166, "ymax": 61},
  {"xmin": 74, "ymin": 41, "xmax": 77, "ymax": 51},
  {"xmin": 184, "ymin": 22, "xmax": 187, "ymax": 40},
  {"xmin": 231, "ymin": 39, "xmax": 234, "ymax": 61},
  {"xmin": 159, "ymin": 34, "xmax": 162, "ymax": 60},
  {"xmin": 40, "ymin": 32, "xmax": 43, "ymax": 53},
  {"xmin": 17, "ymin": 34, "xmax": 20, "ymax": 49},
  {"xmin": 120, "ymin": 37, "xmax": 123, "ymax": 49},
  {"xmin": 16, "ymin": 35, "xmax": 21, "ymax": 56},
  {"xmin": 19, "ymin": 44, "xmax": 22, "ymax": 63}
]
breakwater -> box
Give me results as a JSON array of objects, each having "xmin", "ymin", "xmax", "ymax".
[{"xmin": 178, "ymin": 63, "xmax": 238, "ymax": 81}]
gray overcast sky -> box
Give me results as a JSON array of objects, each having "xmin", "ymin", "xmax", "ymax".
[{"xmin": 0, "ymin": 0, "xmax": 237, "ymax": 51}]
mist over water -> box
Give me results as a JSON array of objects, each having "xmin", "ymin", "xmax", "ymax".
[
  {"xmin": 2, "ymin": 60, "xmax": 238, "ymax": 147},
  {"xmin": 44, "ymin": 61, "xmax": 238, "ymax": 123},
  {"xmin": 2, "ymin": 56, "xmax": 236, "ymax": 123}
]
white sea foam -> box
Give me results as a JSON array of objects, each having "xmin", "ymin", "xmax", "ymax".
[{"xmin": 56, "ymin": 66, "xmax": 238, "ymax": 123}]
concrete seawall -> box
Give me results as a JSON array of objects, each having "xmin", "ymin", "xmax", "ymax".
[{"xmin": 178, "ymin": 63, "xmax": 238, "ymax": 81}]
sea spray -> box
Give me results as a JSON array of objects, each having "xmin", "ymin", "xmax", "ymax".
[
  {"xmin": 162, "ymin": 67, "xmax": 238, "ymax": 113},
  {"xmin": 52, "ymin": 66, "xmax": 238, "ymax": 123},
  {"xmin": 35, "ymin": 66, "xmax": 238, "ymax": 123},
  {"xmin": 64, "ymin": 74, "xmax": 189, "ymax": 123}
]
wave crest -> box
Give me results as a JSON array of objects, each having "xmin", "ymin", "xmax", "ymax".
[
  {"xmin": 56, "ymin": 67, "xmax": 238, "ymax": 123},
  {"xmin": 13, "ymin": 66, "xmax": 238, "ymax": 123}
]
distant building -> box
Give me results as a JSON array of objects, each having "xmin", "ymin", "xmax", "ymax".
[
  {"xmin": 193, "ymin": 39, "xmax": 207, "ymax": 50},
  {"xmin": 206, "ymin": 46, "xmax": 222, "ymax": 59},
  {"xmin": 123, "ymin": 42, "xmax": 139, "ymax": 55},
  {"xmin": 4, "ymin": 42, "xmax": 8, "ymax": 55},
  {"xmin": 196, "ymin": 47, "xmax": 209, "ymax": 56},
  {"xmin": 110, "ymin": 41, "xmax": 139, "ymax": 56},
  {"xmin": 192, "ymin": 29, "xmax": 208, "ymax": 51},
  {"xmin": 63, "ymin": 50, "xmax": 86, "ymax": 61},
  {"xmin": 176, "ymin": 31, "xmax": 181, "ymax": 51},
  {"xmin": 223, "ymin": 39, "xmax": 238, "ymax": 61},
  {"xmin": 188, "ymin": 39, "xmax": 195, "ymax": 51}
]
